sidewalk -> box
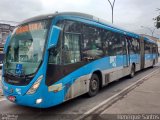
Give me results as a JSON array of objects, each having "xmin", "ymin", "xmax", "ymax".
[
  {"xmin": 99, "ymin": 68, "xmax": 160, "ymax": 119},
  {"xmin": 0, "ymin": 70, "xmax": 2, "ymax": 96}
]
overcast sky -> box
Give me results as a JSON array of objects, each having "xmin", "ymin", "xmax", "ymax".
[{"xmin": 0, "ymin": 0, "xmax": 160, "ymax": 38}]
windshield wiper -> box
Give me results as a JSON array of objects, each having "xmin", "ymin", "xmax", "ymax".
[
  {"xmin": 3, "ymin": 71, "xmax": 17, "ymax": 78},
  {"xmin": 3, "ymin": 69, "xmax": 27, "ymax": 79}
]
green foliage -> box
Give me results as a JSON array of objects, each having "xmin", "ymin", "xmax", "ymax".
[{"xmin": 156, "ymin": 15, "xmax": 160, "ymax": 29}]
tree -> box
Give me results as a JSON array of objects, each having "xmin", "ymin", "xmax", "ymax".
[
  {"xmin": 156, "ymin": 15, "xmax": 160, "ymax": 29},
  {"xmin": 155, "ymin": 8, "xmax": 160, "ymax": 29}
]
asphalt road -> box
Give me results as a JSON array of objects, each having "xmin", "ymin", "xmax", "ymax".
[{"xmin": 0, "ymin": 64, "xmax": 159, "ymax": 120}]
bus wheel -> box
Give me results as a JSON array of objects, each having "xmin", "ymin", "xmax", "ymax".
[
  {"xmin": 88, "ymin": 74, "xmax": 99, "ymax": 97},
  {"xmin": 129, "ymin": 65, "xmax": 135, "ymax": 78}
]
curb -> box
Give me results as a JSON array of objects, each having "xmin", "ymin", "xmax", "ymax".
[{"xmin": 76, "ymin": 68, "xmax": 160, "ymax": 120}]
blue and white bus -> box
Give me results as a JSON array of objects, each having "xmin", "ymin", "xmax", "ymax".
[{"xmin": 1, "ymin": 12, "xmax": 158, "ymax": 108}]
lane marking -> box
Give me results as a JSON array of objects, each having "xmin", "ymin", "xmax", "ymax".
[{"xmin": 76, "ymin": 68, "xmax": 160, "ymax": 120}]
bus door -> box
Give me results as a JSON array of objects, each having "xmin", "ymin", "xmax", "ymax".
[
  {"xmin": 140, "ymin": 37, "xmax": 145, "ymax": 69},
  {"xmin": 123, "ymin": 36, "xmax": 129, "ymax": 67}
]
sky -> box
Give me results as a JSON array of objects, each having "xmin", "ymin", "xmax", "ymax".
[{"xmin": 0, "ymin": 0, "xmax": 160, "ymax": 38}]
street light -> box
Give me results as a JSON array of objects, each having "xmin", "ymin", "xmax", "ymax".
[
  {"xmin": 107, "ymin": 0, "xmax": 116, "ymax": 24},
  {"xmin": 141, "ymin": 26, "xmax": 156, "ymax": 37}
]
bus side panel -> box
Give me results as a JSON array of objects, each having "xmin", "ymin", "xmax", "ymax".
[
  {"xmin": 140, "ymin": 38, "xmax": 145, "ymax": 69},
  {"xmin": 156, "ymin": 45, "xmax": 159, "ymax": 63},
  {"xmin": 144, "ymin": 53, "xmax": 154, "ymax": 68},
  {"xmin": 63, "ymin": 56, "xmax": 123, "ymax": 101},
  {"xmin": 129, "ymin": 54, "xmax": 141, "ymax": 71},
  {"xmin": 63, "ymin": 57, "xmax": 109, "ymax": 101},
  {"xmin": 64, "ymin": 55, "xmax": 131, "ymax": 101}
]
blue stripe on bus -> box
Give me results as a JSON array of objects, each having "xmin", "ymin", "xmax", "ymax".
[{"xmin": 145, "ymin": 53, "xmax": 157, "ymax": 60}]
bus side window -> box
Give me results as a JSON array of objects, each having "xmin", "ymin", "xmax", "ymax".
[
  {"xmin": 99, "ymin": 29, "xmax": 122, "ymax": 57},
  {"xmin": 81, "ymin": 24, "xmax": 103, "ymax": 61},
  {"xmin": 56, "ymin": 20, "xmax": 82, "ymax": 65},
  {"xmin": 120, "ymin": 35, "xmax": 126, "ymax": 55},
  {"xmin": 48, "ymin": 37, "xmax": 61, "ymax": 65},
  {"xmin": 108, "ymin": 32, "xmax": 117, "ymax": 56},
  {"xmin": 63, "ymin": 33, "xmax": 81, "ymax": 64},
  {"xmin": 100, "ymin": 29, "xmax": 109, "ymax": 56},
  {"xmin": 144, "ymin": 41, "xmax": 150, "ymax": 54},
  {"xmin": 115, "ymin": 33, "xmax": 123, "ymax": 55}
]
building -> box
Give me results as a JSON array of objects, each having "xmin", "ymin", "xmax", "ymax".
[
  {"xmin": 0, "ymin": 23, "xmax": 15, "ymax": 53},
  {"xmin": 0, "ymin": 23, "xmax": 15, "ymax": 66},
  {"xmin": 140, "ymin": 34, "xmax": 160, "ymax": 53}
]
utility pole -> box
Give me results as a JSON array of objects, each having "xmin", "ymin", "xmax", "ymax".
[{"xmin": 107, "ymin": 0, "xmax": 116, "ymax": 24}]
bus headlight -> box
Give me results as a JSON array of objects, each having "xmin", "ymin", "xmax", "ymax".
[
  {"xmin": 27, "ymin": 75, "xmax": 43, "ymax": 94},
  {"xmin": 36, "ymin": 98, "xmax": 43, "ymax": 104}
]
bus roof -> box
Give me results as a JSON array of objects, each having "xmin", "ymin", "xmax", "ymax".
[
  {"xmin": 143, "ymin": 37, "xmax": 157, "ymax": 44},
  {"xmin": 20, "ymin": 12, "xmax": 156, "ymax": 44},
  {"xmin": 20, "ymin": 12, "xmax": 93, "ymax": 25}
]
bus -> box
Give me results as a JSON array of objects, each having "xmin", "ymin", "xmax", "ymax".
[{"xmin": 1, "ymin": 12, "xmax": 158, "ymax": 108}]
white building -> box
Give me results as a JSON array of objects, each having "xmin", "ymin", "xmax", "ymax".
[{"xmin": 0, "ymin": 23, "xmax": 15, "ymax": 53}]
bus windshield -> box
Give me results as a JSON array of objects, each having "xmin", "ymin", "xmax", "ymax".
[{"xmin": 4, "ymin": 20, "xmax": 50, "ymax": 76}]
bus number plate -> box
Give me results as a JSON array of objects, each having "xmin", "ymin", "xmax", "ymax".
[{"xmin": 8, "ymin": 96, "xmax": 16, "ymax": 102}]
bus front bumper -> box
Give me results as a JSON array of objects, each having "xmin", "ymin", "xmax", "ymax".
[{"xmin": 2, "ymin": 88, "xmax": 64, "ymax": 108}]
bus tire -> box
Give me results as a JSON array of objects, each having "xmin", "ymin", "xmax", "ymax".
[
  {"xmin": 129, "ymin": 64, "xmax": 135, "ymax": 78},
  {"xmin": 87, "ymin": 74, "xmax": 99, "ymax": 97}
]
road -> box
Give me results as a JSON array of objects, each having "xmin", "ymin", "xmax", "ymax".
[{"xmin": 0, "ymin": 64, "xmax": 159, "ymax": 120}]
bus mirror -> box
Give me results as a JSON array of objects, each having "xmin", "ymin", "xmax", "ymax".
[
  {"xmin": 4, "ymin": 34, "xmax": 11, "ymax": 53},
  {"xmin": 47, "ymin": 26, "xmax": 61, "ymax": 50}
]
